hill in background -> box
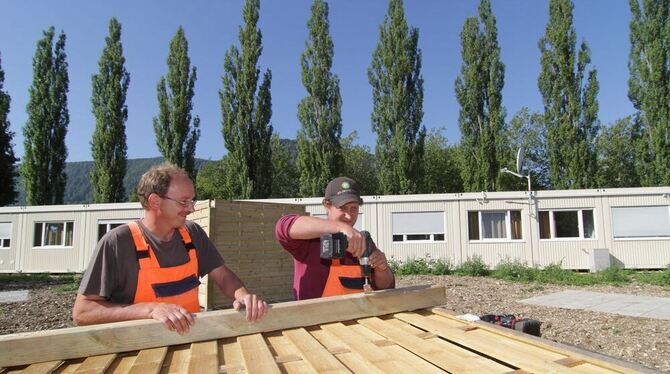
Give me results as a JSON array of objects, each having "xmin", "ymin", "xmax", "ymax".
[
  {"xmin": 13, "ymin": 157, "xmax": 212, "ymax": 205},
  {"xmin": 10, "ymin": 139, "xmax": 298, "ymax": 206}
]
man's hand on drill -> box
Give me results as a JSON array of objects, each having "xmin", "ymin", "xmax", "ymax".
[
  {"xmin": 339, "ymin": 225, "xmax": 366, "ymax": 258},
  {"xmin": 369, "ymin": 249, "xmax": 390, "ymax": 272}
]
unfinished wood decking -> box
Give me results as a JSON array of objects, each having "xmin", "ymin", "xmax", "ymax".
[{"xmin": 0, "ymin": 286, "xmax": 651, "ymax": 373}]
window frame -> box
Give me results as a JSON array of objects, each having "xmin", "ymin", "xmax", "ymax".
[
  {"xmin": 97, "ymin": 220, "xmax": 132, "ymax": 242},
  {"xmin": 391, "ymin": 211, "xmax": 446, "ymax": 244},
  {"xmin": 0, "ymin": 222, "xmax": 11, "ymax": 249},
  {"xmin": 538, "ymin": 208, "xmax": 596, "ymax": 240},
  {"xmin": 611, "ymin": 205, "xmax": 670, "ymax": 241},
  {"xmin": 467, "ymin": 210, "xmax": 523, "ymax": 242},
  {"xmin": 33, "ymin": 221, "xmax": 75, "ymax": 248}
]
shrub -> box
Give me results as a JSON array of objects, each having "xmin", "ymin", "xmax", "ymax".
[
  {"xmin": 390, "ymin": 257, "xmax": 431, "ymax": 275},
  {"xmin": 493, "ymin": 258, "xmax": 538, "ymax": 282},
  {"xmin": 431, "ymin": 258, "xmax": 454, "ymax": 275},
  {"xmin": 536, "ymin": 263, "xmax": 579, "ymax": 284},
  {"xmin": 596, "ymin": 266, "xmax": 631, "ymax": 284},
  {"xmin": 634, "ymin": 266, "xmax": 670, "ymax": 286},
  {"xmin": 455, "ymin": 255, "xmax": 489, "ymax": 276},
  {"xmin": 389, "ymin": 256, "xmax": 454, "ymax": 275}
]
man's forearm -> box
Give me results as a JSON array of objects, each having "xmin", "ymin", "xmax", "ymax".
[
  {"xmin": 210, "ymin": 265, "xmax": 247, "ymax": 300},
  {"xmin": 373, "ymin": 267, "xmax": 395, "ymax": 290},
  {"xmin": 288, "ymin": 216, "xmax": 345, "ymax": 240},
  {"xmin": 73, "ymin": 294, "xmax": 154, "ymax": 325}
]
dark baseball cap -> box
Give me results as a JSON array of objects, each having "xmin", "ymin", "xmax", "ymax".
[{"xmin": 324, "ymin": 177, "xmax": 363, "ymax": 207}]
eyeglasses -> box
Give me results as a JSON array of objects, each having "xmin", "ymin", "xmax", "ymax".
[{"xmin": 162, "ymin": 196, "xmax": 197, "ymax": 208}]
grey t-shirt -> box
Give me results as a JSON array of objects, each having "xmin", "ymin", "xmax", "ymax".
[{"xmin": 78, "ymin": 220, "xmax": 224, "ymax": 304}]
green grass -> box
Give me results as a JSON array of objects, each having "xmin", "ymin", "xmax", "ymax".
[
  {"xmin": 392, "ymin": 256, "xmax": 670, "ymax": 287},
  {"xmin": 492, "ymin": 258, "xmax": 539, "ymax": 282},
  {"xmin": 633, "ymin": 267, "xmax": 670, "ymax": 286},
  {"xmin": 454, "ymin": 255, "xmax": 490, "ymax": 277},
  {"xmin": 54, "ymin": 282, "xmax": 80, "ymax": 293},
  {"xmin": 0, "ymin": 273, "xmax": 56, "ymax": 283},
  {"xmin": 0, "ymin": 273, "xmax": 80, "ymax": 288},
  {"xmin": 389, "ymin": 256, "xmax": 454, "ymax": 275}
]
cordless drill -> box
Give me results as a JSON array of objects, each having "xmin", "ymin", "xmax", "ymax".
[{"xmin": 320, "ymin": 230, "xmax": 373, "ymax": 292}]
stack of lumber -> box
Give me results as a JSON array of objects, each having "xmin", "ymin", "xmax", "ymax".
[
  {"xmin": 191, "ymin": 200, "xmax": 305, "ymax": 309},
  {"xmin": 0, "ymin": 286, "xmax": 652, "ymax": 373}
]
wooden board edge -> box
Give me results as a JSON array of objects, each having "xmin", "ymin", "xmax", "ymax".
[
  {"xmin": 0, "ymin": 285, "xmax": 445, "ymax": 367},
  {"xmin": 431, "ymin": 307, "xmax": 659, "ymax": 374}
]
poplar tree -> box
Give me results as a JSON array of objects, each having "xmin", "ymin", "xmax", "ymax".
[
  {"xmin": 297, "ymin": 0, "xmax": 344, "ymax": 197},
  {"xmin": 341, "ymin": 132, "xmax": 379, "ymax": 196},
  {"xmin": 153, "ymin": 27, "xmax": 200, "ymax": 180},
  {"xmin": 628, "ymin": 0, "xmax": 670, "ymax": 186},
  {"xmin": 90, "ymin": 18, "xmax": 130, "ymax": 203},
  {"xmin": 21, "ymin": 27, "xmax": 69, "ymax": 205},
  {"xmin": 220, "ymin": 0, "xmax": 273, "ymax": 199},
  {"xmin": 455, "ymin": 0, "xmax": 507, "ymax": 192},
  {"xmin": 538, "ymin": 0, "xmax": 599, "ymax": 189},
  {"xmin": 271, "ymin": 134, "xmax": 299, "ymax": 198},
  {"xmin": 0, "ymin": 54, "xmax": 19, "ymax": 206},
  {"xmin": 506, "ymin": 108, "xmax": 551, "ymax": 190},
  {"xmin": 422, "ymin": 128, "xmax": 463, "ymax": 194},
  {"xmin": 368, "ymin": 0, "xmax": 425, "ymax": 195},
  {"xmin": 596, "ymin": 117, "xmax": 640, "ymax": 188}
]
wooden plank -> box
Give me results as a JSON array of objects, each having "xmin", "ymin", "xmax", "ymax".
[
  {"xmin": 264, "ymin": 332, "xmax": 314, "ymax": 373},
  {"xmin": 157, "ymin": 345, "xmax": 189, "ymax": 374},
  {"xmin": 321, "ymin": 322, "xmax": 435, "ymax": 374},
  {"xmin": 394, "ymin": 311, "xmax": 585, "ymax": 374},
  {"xmin": 219, "ymin": 337, "xmax": 243, "ymax": 373},
  {"xmin": 49, "ymin": 359, "xmax": 83, "ymax": 374},
  {"xmin": 310, "ymin": 327, "xmax": 386, "ymax": 374},
  {"xmin": 0, "ymin": 285, "xmax": 446, "ymax": 367},
  {"xmin": 282, "ymin": 328, "xmax": 349, "ymax": 373},
  {"xmin": 73, "ymin": 353, "xmax": 117, "ymax": 373},
  {"xmin": 238, "ymin": 334, "xmax": 281, "ymax": 374},
  {"xmin": 126, "ymin": 347, "xmax": 167, "ymax": 374},
  {"xmin": 107, "ymin": 354, "xmax": 137, "ymax": 374},
  {"xmin": 430, "ymin": 308, "xmax": 644, "ymax": 374},
  {"xmin": 13, "ymin": 361, "xmax": 61, "ymax": 373},
  {"xmin": 345, "ymin": 323, "xmax": 445, "ymax": 374},
  {"xmin": 357, "ymin": 317, "xmax": 511, "ymax": 374},
  {"xmin": 186, "ymin": 341, "xmax": 218, "ymax": 373}
]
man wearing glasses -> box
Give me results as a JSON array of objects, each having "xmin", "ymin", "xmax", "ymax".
[{"xmin": 73, "ymin": 163, "xmax": 267, "ymax": 334}]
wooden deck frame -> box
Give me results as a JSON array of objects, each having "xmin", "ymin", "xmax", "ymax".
[{"xmin": 0, "ymin": 285, "xmax": 446, "ymax": 367}]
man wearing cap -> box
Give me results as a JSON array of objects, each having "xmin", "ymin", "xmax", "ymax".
[{"xmin": 275, "ymin": 176, "xmax": 395, "ymax": 300}]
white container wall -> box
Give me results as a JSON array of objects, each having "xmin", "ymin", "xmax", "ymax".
[
  {"xmin": 1, "ymin": 187, "xmax": 669, "ymax": 273},
  {"xmin": 258, "ymin": 187, "xmax": 670, "ymax": 270}
]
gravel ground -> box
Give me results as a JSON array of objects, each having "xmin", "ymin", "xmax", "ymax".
[{"xmin": 1, "ymin": 275, "xmax": 669, "ymax": 372}]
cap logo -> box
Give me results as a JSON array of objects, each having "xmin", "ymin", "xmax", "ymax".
[{"xmin": 341, "ymin": 181, "xmax": 350, "ymax": 189}]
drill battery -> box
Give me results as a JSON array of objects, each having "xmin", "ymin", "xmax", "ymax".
[{"xmin": 319, "ymin": 232, "xmax": 349, "ymax": 259}]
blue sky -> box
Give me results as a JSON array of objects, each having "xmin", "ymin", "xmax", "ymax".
[{"xmin": 0, "ymin": 0, "xmax": 633, "ymax": 162}]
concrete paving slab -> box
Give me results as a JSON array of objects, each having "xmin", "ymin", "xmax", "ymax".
[
  {"xmin": 640, "ymin": 302, "xmax": 670, "ymax": 319},
  {"xmin": 0, "ymin": 290, "xmax": 30, "ymax": 303},
  {"xmin": 520, "ymin": 290, "xmax": 670, "ymax": 320}
]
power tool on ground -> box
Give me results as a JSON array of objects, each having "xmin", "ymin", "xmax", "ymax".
[{"xmin": 320, "ymin": 230, "xmax": 373, "ymax": 292}]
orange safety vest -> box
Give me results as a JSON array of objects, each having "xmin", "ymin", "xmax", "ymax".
[
  {"xmin": 128, "ymin": 221, "xmax": 201, "ymax": 313},
  {"xmin": 321, "ymin": 259, "xmax": 367, "ymax": 297}
]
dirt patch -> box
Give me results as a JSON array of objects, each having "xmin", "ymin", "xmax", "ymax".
[{"xmin": 1, "ymin": 275, "xmax": 668, "ymax": 372}]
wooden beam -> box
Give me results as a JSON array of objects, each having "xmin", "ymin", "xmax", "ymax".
[{"xmin": 0, "ymin": 285, "xmax": 445, "ymax": 367}]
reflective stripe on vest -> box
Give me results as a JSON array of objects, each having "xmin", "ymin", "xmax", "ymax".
[
  {"xmin": 128, "ymin": 221, "xmax": 201, "ymax": 313},
  {"xmin": 321, "ymin": 259, "xmax": 366, "ymax": 297}
]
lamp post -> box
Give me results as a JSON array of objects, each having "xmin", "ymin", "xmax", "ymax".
[
  {"xmin": 500, "ymin": 147, "xmax": 535, "ymax": 265},
  {"xmin": 500, "ymin": 167, "xmax": 532, "ymax": 212}
]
